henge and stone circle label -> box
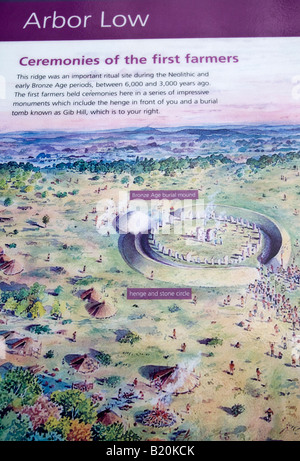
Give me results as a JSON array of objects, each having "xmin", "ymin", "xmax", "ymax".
[{"xmin": 127, "ymin": 287, "xmax": 192, "ymax": 299}]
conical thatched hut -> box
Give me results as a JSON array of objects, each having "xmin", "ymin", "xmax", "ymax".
[
  {"xmin": 97, "ymin": 409, "xmax": 123, "ymax": 426},
  {"xmin": 0, "ymin": 251, "xmax": 24, "ymax": 276},
  {"xmin": 69, "ymin": 354, "xmax": 99, "ymax": 374},
  {"xmin": 151, "ymin": 365, "xmax": 200, "ymax": 395},
  {"xmin": 86, "ymin": 300, "xmax": 116, "ymax": 319},
  {"xmin": 9, "ymin": 337, "xmax": 41, "ymax": 357},
  {"xmin": 2, "ymin": 260, "xmax": 24, "ymax": 276},
  {"xmin": 80, "ymin": 288, "xmax": 98, "ymax": 301},
  {"xmin": 81, "ymin": 287, "xmax": 116, "ymax": 319},
  {"xmin": 0, "ymin": 330, "xmax": 21, "ymax": 341},
  {"xmin": 0, "ymin": 254, "xmax": 11, "ymax": 268}
]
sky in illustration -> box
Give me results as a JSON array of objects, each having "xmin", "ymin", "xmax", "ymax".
[{"xmin": 0, "ymin": 37, "xmax": 300, "ymax": 132}]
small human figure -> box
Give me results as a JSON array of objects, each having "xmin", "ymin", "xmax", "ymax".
[
  {"xmin": 72, "ymin": 331, "xmax": 77, "ymax": 342},
  {"xmin": 181, "ymin": 343, "xmax": 186, "ymax": 352},
  {"xmin": 229, "ymin": 360, "xmax": 235, "ymax": 375},
  {"xmin": 256, "ymin": 367, "xmax": 262, "ymax": 381},
  {"xmin": 282, "ymin": 336, "xmax": 287, "ymax": 349},
  {"xmin": 186, "ymin": 403, "xmax": 191, "ymax": 413},
  {"xmin": 265, "ymin": 408, "xmax": 274, "ymax": 422},
  {"xmin": 150, "ymin": 270, "xmax": 154, "ymax": 280},
  {"xmin": 172, "ymin": 328, "xmax": 177, "ymax": 339}
]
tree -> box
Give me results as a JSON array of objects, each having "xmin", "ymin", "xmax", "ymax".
[
  {"xmin": 95, "ymin": 351, "xmax": 112, "ymax": 367},
  {"xmin": 0, "ymin": 178, "xmax": 7, "ymax": 190},
  {"xmin": 118, "ymin": 330, "xmax": 141, "ymax": 345},
  {"xmin": 42, "ymin": 215, "xmax": 50, "ymax": 228},
  {"xmin": 0, "ymin": 388, "xmax": 13, "ymax": 416},
  {"xmin": 30, "ymin": 324, "xmax": 51, "ymax": 335},
  {"xmin": 92, "ymin": 422, "xmax": 141, "ymax": 441},
  {"xmin": 44, "ymin": 350, "xmax": 54, "ymax": 359},
  {"xmin": 29, "ymin": 301, "xmax": 46, "ymax": 319},
  {"xmin": 53, "ymin": 285, "xmax": 64, "ymax": 296},
  {"xmin": 30, "ymin": 430, "xmax": 64, "ymax": 441},
  {"xmin": 230, "ymin": 403, "xmax": 245, "ymax": 417},
  {"xmin": 66, "ymin": 419, "xmax": 92, "ymax": 441},
  {"xmin": 2, "ymin": 297, "xmax": 18, "ymax": 314},
  {"xmin": 3, "ymin": 197, "xmax": 12, "ymax": 207},
  {"xmin": 0, "ymin": 411, "xmax": 33, "ymax": 441},
  {"xmin": 14, "ymin": 298, "xmax": 30, "ymax": 317},
  {"xmin": 56, "ymin": 191, "xmax": 67, "ymax": 198},
  {"xmin": 50, "ymin": 299, "xmax": 66, "ymax": 319},
  {"xmin": 0, "ymin": 367, "xmax": 42, "ymax": 406},
  {"xmin": 14, "ymin": 287, "xmax": 30, "ymax": 302},
  {"xmin": 133, "ymin": 176, "xmax": 144, "ymax": 185},
  {"xmin": 20, "ymin": 395, "xmax": 62, "ymax": 430},
  {"xmin": 121, "ymin": 176, "xmax": 130, "ymax": 185},
  {"xmin": 104, "ymin": 376, "xmax": 121, "ymax": 388},
  {"xmin": 44, "ymin": 416, "xmax": 71, "ymax": 440},
  {"xmin": 32, "ymin": 171, "xmax": 42, "ymax": 181},
  {"xmin": 29, "ymin": 282, "xmax": 46, "ymax": 300},
  {"xmin": 50, "ymin": 389, "xmax": 97, "ymax": 424}
]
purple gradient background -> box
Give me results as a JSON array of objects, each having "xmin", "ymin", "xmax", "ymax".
[{"xmin": 0, "ymin": 0, "xmax": 299, "ymax": 41}]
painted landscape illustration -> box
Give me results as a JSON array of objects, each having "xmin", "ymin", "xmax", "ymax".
[{"xmin": 0, "ymin": 124, "xmax": 299, "ymax": 441}]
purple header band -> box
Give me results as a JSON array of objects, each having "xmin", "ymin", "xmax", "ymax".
[
  {"xmin": 127, "ymin": 288, "xmax": 192, "ymax": 300},
  {"xmin": 130, "ymin": 190, "xmax": 199, "ymax": 200},
  {"xmin": 0, "ymin": 0, "xmax": 300, "ymax": 41}
]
